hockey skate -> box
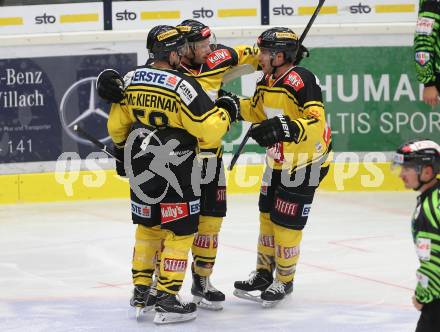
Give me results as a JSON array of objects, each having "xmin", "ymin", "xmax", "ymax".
[
  {"xmin": 233, "ymin": 269, "xmax": 273, "ymax": 303},
  {"xmin": 261, "ymin": 279, "xmax": 293, "ymax": 308},
  {"xmin": 153, "ymin": 290, "xmax": 197, "ymax": 324},
  {"xmin": 191, "ymin": 268, "xmax": 225, "ymax": 311},
  {"xmin": 129, "ymin": 285, "xmax": 157, "ymax": 320}
]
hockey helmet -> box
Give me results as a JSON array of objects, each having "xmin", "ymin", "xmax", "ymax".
[
  {"xmin": 147, "ymin": 25, "xmax": 187, "ymax": 55},
  {"xmin": 256, "ymin": 27, "xmax": 299, "ymax": 62},
  {"xmin": 176, "ymin": 19, "xmax": 212, "ymax": 43},
  {"xmin": 392, "ymin": 139, "xmax": 440, "ymax": 174}
]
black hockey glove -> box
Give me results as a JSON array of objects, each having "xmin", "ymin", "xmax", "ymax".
[
  {"xmin": 113, "ymin": 144, "xmax": 126, "ymax": 177},
  {"xmin": 294, "ymin": 44, "xmax": 310, "ymax": 66},
  {"xmin": 96, "ymin": 69, "xmax": 124, "ymax": 103},
  {"xmin": 215, "ymin": 93, "xmax": 240, "ymax": 123},
  {"xmin": 250, "ymin": 114, "xmax": 301, "ymax": 147}
]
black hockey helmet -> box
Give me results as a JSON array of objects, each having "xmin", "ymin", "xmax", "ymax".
[
  {"xmin": 256, "ymin": 27, "xmax": 299, "ymax": 62},
  {"xmin": 176, "ymin": 19, "xmax": 212, "ymax": 43},
  {"xmin": 146, "ymin": 25, "xmax": 187, "ymax": 54},
  {"xmin": 392, "ymin": 138, "xmax": 440, "ymax": 174}
]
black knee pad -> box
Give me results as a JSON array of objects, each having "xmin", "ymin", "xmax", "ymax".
[
  {"xmin": 200, "ymin": 158, "xmax": 227, "ymax": 217},
  {"xmin": 270, "ymin": 185, "xmax": 315, "ymax": 230}
]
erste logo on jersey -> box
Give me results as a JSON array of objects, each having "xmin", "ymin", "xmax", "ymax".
[
  {"xmin": 415, "ymin": 52, "xmax": 430, "ymax": 66},
  {"xmin": 160, "ymin": 202, "xmax": 189, "ymax": 224},
  {"xmin": 284, "ymin": 71, "xmax": 304, "ymax": 92},
  {"xmin": 416, "ymin": 17, "xmax": 434, "ymax": 35},
  {"xmin": 302, "ymin": 204, "xmax": 312, "ymax": 217},
  {"xmin": 189, "ymin": 199, "xmax": 200, "ymax": 215},
  {"xmin": 131, "ymin": 201, "xmax": 151, "ymax": 218},
  {"xmin": 177, "ymin": 80, "xmax": 198, "ymax": 105},
  {"xmin": 132, "ymin": 68, "xmax": 181, "ymax": 90},
  {"xmin": 206, "ymin": 49, "xmax": 232, "ymax": 69}
]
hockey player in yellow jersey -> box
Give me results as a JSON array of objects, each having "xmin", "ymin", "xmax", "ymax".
[
  {"xmin": 174, "ymin": 19, "xmax": 260, "ymax": 310},
  {"xmin": 176, "ymin": 19, "xmax": 259, "ymax": 101},
  {"xmin": 233, "ymin": 27, "xmax": 332, "ymax": 308},
  {"xmin": 97, "ymin": 19, "xmax": 259, "ymax": 311},
  {"xmin": 106, "ymin": 25, "xmax": 239, "ymax": 324}
]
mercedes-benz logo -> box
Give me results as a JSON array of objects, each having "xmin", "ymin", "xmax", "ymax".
[{"xmin": 59, "ymin": 77, "xmax": 110, "ymax": 145}]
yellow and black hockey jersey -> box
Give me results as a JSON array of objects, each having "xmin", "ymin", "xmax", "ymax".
[
  {"xmin": 240, "ymin": 66, "xmax": 332, "ymax": 172},
  {"xmin": 107, "ymin": 66, "xmax": 232, "ymax": 151},
  {"xmin": 179, "ymin": 44, "xmax": 259, "ymax": 101}
]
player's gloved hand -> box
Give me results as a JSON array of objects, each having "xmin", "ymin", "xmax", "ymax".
[
  {"xmin": 215, "ymin": 92, "xmax": 240, "ymax": 122},
  {"xmin": 250, "ymin": 114, "xmax": 300, "ymax": 147},
  {"xmin": 96, "ymin": 69, "xmax": 124, "ymax": 103},
  {"xmin": 294, "ymin": 44, "xmax": 309, "ymax": 65},
  {"xmin": 113, "ymin": 144, "xmax": 126, "ymax": 177}
]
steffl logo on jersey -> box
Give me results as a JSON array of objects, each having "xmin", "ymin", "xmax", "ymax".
[{"xmin": 163, "ymin": 258, "xmax": 187, "ymax": 272}]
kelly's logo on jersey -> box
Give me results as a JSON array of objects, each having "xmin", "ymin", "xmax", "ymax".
[
  {"xmin": 160, "ymin": 202, "xmax": 189, "ymax": 223},
  {"xmin": 284, "ymin": 71, "xmax": 304, "ymax": 92},
  {"xmin": 206, "ymin": 49, "xmax": 232, "ymax": 69}
]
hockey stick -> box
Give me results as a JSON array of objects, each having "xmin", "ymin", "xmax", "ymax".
[
  {"xmin": 223, "ymin": 64, "xmax": 257, "ymax": 83},
  {"xmin": 228, "ymin": 0, "xmax": 326, "ymax": 171},
  {"xmin": 72, "ymin": 124, "xmax": 121, "ymax": 162}
]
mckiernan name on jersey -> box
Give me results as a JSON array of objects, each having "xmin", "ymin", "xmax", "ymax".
[{"xmin": 126, "ymin": 92, "xmax": 178, "ymax": 113}]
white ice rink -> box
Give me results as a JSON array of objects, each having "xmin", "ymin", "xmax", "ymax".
[{"xmin": 0, "ymin": 192, "xmax": 422, "ymax": 332}]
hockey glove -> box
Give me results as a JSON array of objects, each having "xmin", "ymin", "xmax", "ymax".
[
  {"xmin": 113, "ymin": 144, "xmax": 126, "ymax": 177},
  {"xmin": 250, "ymin": 114, "xmax": 301, "ymax": 147},
  {"xmin": 215, "ymin": 93, "xmax": 240, "ymax": 123},
  {"xmin": 294, "ymin": 44, "xmax": 310, "ymax": 66},
  {"xmin": 96, "ymin": 69, "xmax": 124, "ymax": 103}
]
